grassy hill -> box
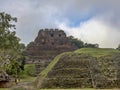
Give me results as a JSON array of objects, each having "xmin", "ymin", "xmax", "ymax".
[{"xmin": 35, "ymin": 48, "xmax": 120, "ymax": 89}]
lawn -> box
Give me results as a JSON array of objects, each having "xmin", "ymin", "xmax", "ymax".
[{"xmin": 0, "ymin": 88, "xmax": 9, "ymax": 90}]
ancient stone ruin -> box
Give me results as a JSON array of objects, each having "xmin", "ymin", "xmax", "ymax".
[
  {"xmin": 0, "ymin": 71, "xmax": 10, "ymax": 88},
  {"xmin": 26, "ymin": 29, "xmax": 77, "ymax": 75}
]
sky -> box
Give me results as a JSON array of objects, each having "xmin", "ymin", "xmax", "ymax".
[{"xmin": 0, "ymin": 0, "xmax": 120, "ymax": 48}]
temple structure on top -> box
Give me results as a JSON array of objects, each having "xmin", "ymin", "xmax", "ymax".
[{"xmin": 26, "ymin": 28, "xmax": 77, "ymax": 74}]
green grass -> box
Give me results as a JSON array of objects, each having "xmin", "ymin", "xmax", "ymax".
[
  {"xmin": 17, "ymin": 63, "xmax": 37, "ymax": 83},
  {"xmin": 0, "ymin": 88, "xmax": 9, "ymax": 90},
  {"xmin": 20, "ymin": 76, "xmax": 36, "ymax": 82},
  {"xmin": 39, "ymin": 88, "xmax": 120, "ymax": 90},
  {"xmin": 75, "ymin": 48, "xmax": 120, "ymax": 57},
  {"xmin": 23, "ymin": 64, "xmax": 35, "ymax": 76}
]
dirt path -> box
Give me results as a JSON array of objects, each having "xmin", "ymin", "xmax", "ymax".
[{"xmin": 11, "ymin": 82, "xmax": 36, "ymax": 90}]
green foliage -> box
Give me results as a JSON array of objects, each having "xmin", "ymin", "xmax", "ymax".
[
  {"xmin": 0, "ymin": 12, "xmax": 19, "ymax": 50},
  {"xmin": 67, "ymin": 36, "xmax": 99, "ymax": 48},
  {"xmin": 67, "ymin": 36, "xmax": 84, "ymax": 48},
  {"xmin": 20, "ymin": 64, "xmax": 35, "ymax": 76},
  {"xmin": 84, "ymin": 43, "xmax": 99, "ymax": 48},
  {"xmin": 117, "ymin": 44, "xmax": 120, "ymax": 50},
  {"xmin": 25, "ymin": 64, "xmax": 35, "ymax": 76},
  {"xmin": 18, "ymin": 43, "xmax": 26, "ymax": 52},
  {"xmin": 0, "ymin": 12, "xmax": 26, "ymax": 77},
  {"xmin": 6, "ymin": 57, "xmax": 21, "ymax": 75},
  {"xmin": 0, "ymin": 49, "xmax": 21, "ymax": 75},
  {"xmin": 27, "ymin": 41, "xmax": 34, "ymax": 47}
]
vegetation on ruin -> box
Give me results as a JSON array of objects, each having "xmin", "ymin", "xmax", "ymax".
[
  {"xmin": 75, "ymin": 48, "xmax": 120, "ymax": 57},
  {"xmin": 35, "ymin": 48, "xmax": 120, "ymax": 89},
  {"xmin": 67, "ymin": 36, "xmax": 99, "ymax": 48}
]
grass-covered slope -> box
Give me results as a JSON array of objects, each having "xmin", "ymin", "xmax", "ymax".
[
  {"xmin": 75, "ymin": 48, "xmax": 120, "ymax": 57},
  {"xmin": 35, "ymin": 48, "xmax": 120, "ymax": 89}
]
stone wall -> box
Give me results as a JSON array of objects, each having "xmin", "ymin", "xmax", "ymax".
[
  {"xmin": 26, "ymin": 29, "xmax": 77, "ymax": 75},
  {"xmin": 0, "ymin": 71, "xmax": 11, "ymax": 88}
]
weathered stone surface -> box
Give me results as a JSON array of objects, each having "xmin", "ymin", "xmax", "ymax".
[
  {"xmin": 0, "ymin": 71, "xmax": 10, "ymax": 88},
  {"xmin": 0, "ymin": 71, "xmax": 9, "ymax": 81},
  {"xmin": 26, "ymin": 29, "xmax": 77, "ymax": 75}
]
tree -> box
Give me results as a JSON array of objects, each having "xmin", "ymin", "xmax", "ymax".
[
  {"xmin": 19, "ymin": 43, "xmax": 26, "ymax": 52},
  {"xmin": 67, "ymin": 36, "xmax": 84, "ymax": 48},
  {"xmin": 84, "ymin": 43, "xmax": 99, "ymax": 48},
  {"xmin": 67, "ymin": 36, "xmax": 99, "ymax": 48},
  {"xmin": 117, "ymin": 44, "xmax": 120, "ymax": 50},
  {"xmin": 0, "ymin": 12, "xmax": 19, "ymax": 49},
  {"xmin": 0, "ymin": 12, "xmax": 23, "ymax": 78},
  {"xmin": 27, "ymin": 41, "xmax": 34, "ymax": 47},
  {"xmin": 17, "ymin": 43, "xmax": 26, "ymax": 71}
]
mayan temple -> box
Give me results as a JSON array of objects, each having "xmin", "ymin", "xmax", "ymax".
[{"xmin": 26, "ymin": 29, "xmax": 77, "ymax": 75}]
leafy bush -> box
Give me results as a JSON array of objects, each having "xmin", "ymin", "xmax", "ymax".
[
  {"xmin": 24, "ymin": 64, "xmax": 35, "ymax": 76},
  {"xmin": 19, "ymin": 64, "xmax": 35, "ymax": 77}
]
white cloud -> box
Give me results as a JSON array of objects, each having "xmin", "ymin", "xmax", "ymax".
[
  {"xmin": 59, "ymin": 18, "xmax": 120, "ymax": 48},
  {"xmin": 0, "ymin": 0, "xmax": 120, "ymax": 48}
]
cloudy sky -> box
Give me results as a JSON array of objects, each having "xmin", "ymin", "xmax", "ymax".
[{"xmin": 0, "ymin": 0, "xmax": 120, "ymax": 48}]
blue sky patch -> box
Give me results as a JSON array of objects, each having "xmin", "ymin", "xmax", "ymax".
[{"xmin": 68, "ymin": 13, "xmax": 94, "ymax": 27}]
